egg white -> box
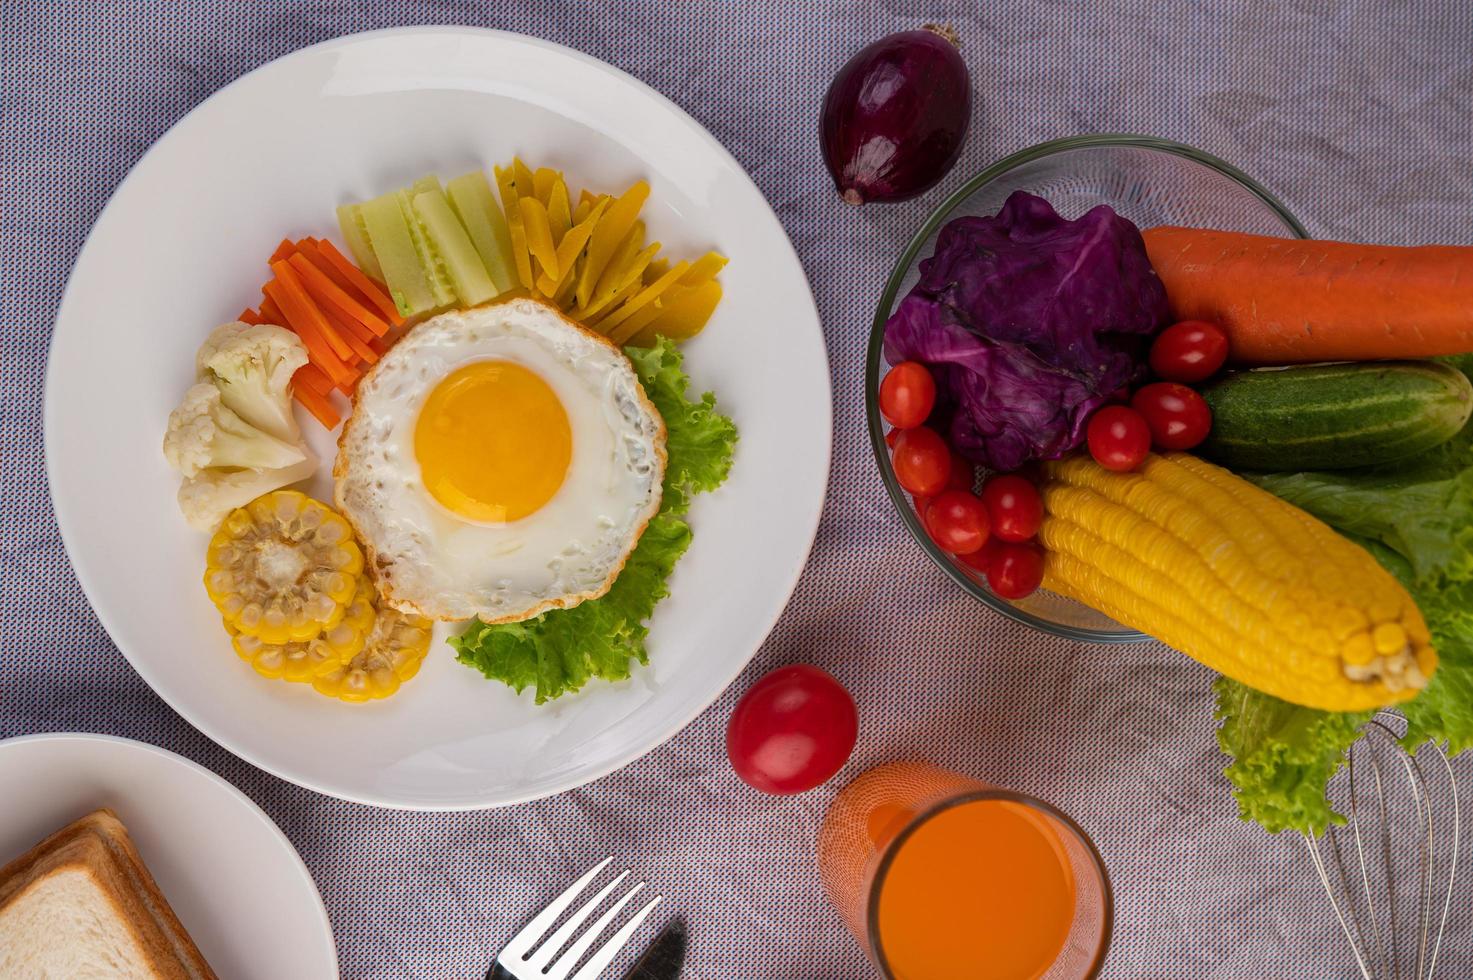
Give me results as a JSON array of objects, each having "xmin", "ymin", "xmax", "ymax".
[{"xmin": 334, "ymin": 298, "xmax": 666, "ymax": 623}]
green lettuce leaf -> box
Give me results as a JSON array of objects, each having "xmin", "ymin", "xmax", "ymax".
[
  {"xmin": 1214, "ymin": 678, "xmax": 1369, "ymax": 834},
  {"xmin": 1217, "ymin": 355, "xmax": 1473, "ymax": 834},
  {"xmin": 450, "ymin": 338, "xmax": 738, "ymax": 702}
]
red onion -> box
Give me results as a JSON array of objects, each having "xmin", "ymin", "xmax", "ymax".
[{"xmin": 820, "ymin": 25, "xmax": 971, "ymax": 205}]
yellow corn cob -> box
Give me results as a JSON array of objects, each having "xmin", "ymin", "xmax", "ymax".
[{"xmin": 1038, "ymin": 453, "xmax": 1435, "ymax": 711}]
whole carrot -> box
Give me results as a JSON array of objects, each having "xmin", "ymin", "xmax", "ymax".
[{"xmin": 1142, "ymin": 226, "xmax": 1473, "ymax": 364}]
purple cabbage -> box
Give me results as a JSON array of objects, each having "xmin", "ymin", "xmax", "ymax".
[{"xmin": 884, "ymin": 191, "xmax": 1168, "ymax": 471}]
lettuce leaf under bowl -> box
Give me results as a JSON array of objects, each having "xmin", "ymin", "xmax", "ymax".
[
  {"xmin": 883, "ymin": 190, "xmax": 1167, "ymax": 471},
  {"xmin": 1216, "ymin": 355, "xmax": 1473, "ymax": 834},
  {"xmin": 450, "ymin": 338, "xmax": 738, "ymax": 703}
]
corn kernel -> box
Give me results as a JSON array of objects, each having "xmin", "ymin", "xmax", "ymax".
[
  {"xmin": 1373, "ymin": 622, "xmax": 1408, "ymax": 656},
  {"xmin": 1343, "ymin": 632, "xmax": 1376, "ymax": 666}
]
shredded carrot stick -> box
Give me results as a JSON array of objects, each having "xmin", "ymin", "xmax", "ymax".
[
  {"xmin": 322, "ymin": 305, "xmax": 380, "ymax": 364},
  {"xmin": 269, "ymin": 261, "xmax": 356, "ymax": 363},
  {"xmin": 315, "ymin": 239, "xmax": 403, "ymax": 325},
  {"xmin": 293, "ymin": 384, "xmax": 341, "ymax": 429},
  {"xmin": 258, "ymin": 294, "xmax": 287, "ymax": 326},
  {"xmin": 238, "ymin": 307, "xmax": 263, "ymax": 325},
  {"xmin": 287, "ymin": 252, "xmax": 391, "ymax": 337},
  {"xmin": 294, "ymin": 363, "xmax": 335, "ymax": 397},
  {"xmin": 262, "ymin": 278, "xmax": 357, "ymax": 387},
  {"xmin": 319, "ymin": 300, "xmax": 379, "ymax": 346},
  {"xmin": 269, "ymin": 238, "xmax": 297, "ymax": 263},
  {"xmin": 293, "ymin": 240, "xmax": 383, "ymax": 321}
]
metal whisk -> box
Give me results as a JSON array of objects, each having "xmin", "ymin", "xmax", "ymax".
[{"xmin": 1303, "ymin": 713, "xmax": 1462, "ymax": 980}]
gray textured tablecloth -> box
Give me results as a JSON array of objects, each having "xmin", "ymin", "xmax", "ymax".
[{"xmin": 3, "ymin": 2, "xmax": 1471, "ymax": 977}]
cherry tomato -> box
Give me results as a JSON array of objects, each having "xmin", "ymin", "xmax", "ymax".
[
  {"xmin": 727, "ymin": 665, "xmax": 858, "ymax": 794},
  {"xmin": 986, "ymin": 541, "xmax": 1046, "ymax": 599},
  {"xmin": 957, "ymin": 535, "xmax": 1007, "ymax": 574},
  {"xmin": 891, "ymin": 427, "xmax": 951, "ymax": 496},
  {"xmin": 980, "ymin": 474, "xmax": 1043, "ymax": 542},
  {"xmin": 1149, "ymin": 320, "xmax": 1230, "ymax": 383},
  {"xmin": 1131, "ymin": 382, "xmax": 1213, "ymax": 450},
  {"xmin": 879, "ymin": 361, "xmax": 937, "ymax": 429},
  {"xmin": 1087, "ymin": 405, "xmax": 1152, "ymax": 471},
  {"xmin": 885, "ymin": 428, "xmax": 901, "ymax": 449},
  {"xmin": 924, "ymin": 490, "xmax": 991, "ymax": 555}
]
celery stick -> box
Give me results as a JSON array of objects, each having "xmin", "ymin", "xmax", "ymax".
[
  {"xmin": 394, "ymin": 188, "xmax": 455, "ymax": 308},
  {"xmin": 335, "ymin": 203, "xmax": 384, "ymax": 281},
  {"xmin": 413, "ymin": 191, "xmax": 496, "ymax": 307},
  {"xmin": 359, "ymin": 193, "xmax": 437, "ymax": 316},
  {"xmin": 446, "ymin": 172, "xmax": 515, "ymax": 294}
]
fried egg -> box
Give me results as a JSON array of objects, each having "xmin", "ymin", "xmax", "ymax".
[{"xmin": 334, "ymin": 298, "xmax": 666, "ymax": 623}]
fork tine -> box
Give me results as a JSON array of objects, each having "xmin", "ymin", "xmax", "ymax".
[
  {"xmin": 502, "ymin": 857, "xmax": 613, "ymax": 960},
  {"xmin": 545, "ymin": 882, "xmax": 657, "ymax": 980},
  {"xmin": 524, "ymin": 870, "xmax": 632, "ymax": 970},
  {"xmin": 564, "ymin": 891, "xmax": 663, "ymax": 980}
]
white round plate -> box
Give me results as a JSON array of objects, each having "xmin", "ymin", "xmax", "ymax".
[
  {"xmin": 45, "ymin": 28, "xmax": 831, "ymax": 809},
  {"xmin": 0, "ymin": 733, "xmax": 337, "ymax": 978}
]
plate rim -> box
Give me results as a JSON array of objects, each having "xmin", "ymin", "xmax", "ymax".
[
  {"xmin": 43, "ymin": 25, "xmax": 833, "ymax": 810},
  {"xmin": 0, "ymin": 731, "xmax": 339, "ymax": 976}
]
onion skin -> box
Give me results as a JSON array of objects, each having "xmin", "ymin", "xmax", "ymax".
[{"xmin": 820, "ymin": 26, "xmax": 971, "ymax": 205}]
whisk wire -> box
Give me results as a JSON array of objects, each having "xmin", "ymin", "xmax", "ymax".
[{"xmin": 1300, "ymin": 713, "xmax": 1460, "ymax": 980}]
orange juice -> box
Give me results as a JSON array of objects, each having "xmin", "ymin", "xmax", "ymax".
[
  {"xmin": 875, "ymin": 799, "xmax": 1077, "ymax": 979},
  {"xmin": 818, "ymin": 762, "xmax": 1109, "ymax": 980}
]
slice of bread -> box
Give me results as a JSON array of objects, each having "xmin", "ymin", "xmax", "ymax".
[{"xmin": 0, "ymin": 809, "xmax": 217, "ymax": 980}]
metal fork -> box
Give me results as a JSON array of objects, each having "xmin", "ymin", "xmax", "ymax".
[{"xmin": 487, "ymin": 858, "xmax": 663, "ymax": 980}]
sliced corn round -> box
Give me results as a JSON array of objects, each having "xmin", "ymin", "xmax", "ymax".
[
  {"xmin": 225, "ymin": 577, "xmax": 377, "ymax": 682},
  {"xmin": 204, "ymin": 490, "xmax": 363, "ymax": 644},
  {"xmin": 312, "ymin": 604, "xmax": 433, "ymax": 703}
]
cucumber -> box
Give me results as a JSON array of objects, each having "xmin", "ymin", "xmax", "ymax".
[
  {"xmin": 1198, "ymin": 361, "xmax": 1473, "ymax": 471},
  {"xmin": 412, "ymin": 190, "xmax": 497, "ymax": 307},
  {"xmin": 446, "ymin": 172, "xmax": 515, "ymax": 294},
  {"xmin": 358, "ymin": 192, "xmax": 437, "ymax": 316},
  {"xmin": 393, "ymin": 188, "xmax": 456, "ymax": 308},
  {"xmin": 334, "ymin": 203, "xmax": 384, "ymax": 281}
]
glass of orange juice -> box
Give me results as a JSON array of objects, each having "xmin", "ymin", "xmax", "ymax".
[{"xmin": 819, "ymin": 761, "xmax": 1111, "ymax": 979}]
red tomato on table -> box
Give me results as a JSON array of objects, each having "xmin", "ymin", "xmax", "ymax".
[{"xmin": 727, "ymin": 665, "xmax": 858, "ymax": 794}]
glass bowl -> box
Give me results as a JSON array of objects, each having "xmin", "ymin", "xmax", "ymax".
[{"xmin": 866, "ymin": 134, "xmax": 1308, "ymax": 642}]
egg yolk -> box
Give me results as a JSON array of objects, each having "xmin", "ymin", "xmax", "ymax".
[{"xmin": 414, "ymin": 360, "xmax": 572, "ymax": 523}]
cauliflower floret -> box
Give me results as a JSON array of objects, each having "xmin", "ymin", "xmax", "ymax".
[
  {"xmin": 176, "ymin": 455, "xmax": 317, "ymax": 531},
  {"xmin": 163, "ymin": 383, "xmax": 308, "ymax": 480},
  {"xmin": 195, "ymin": 321, "xmax": 308, "ymax": 441}
]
